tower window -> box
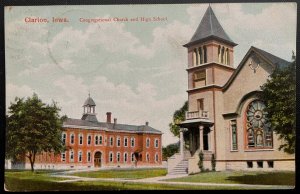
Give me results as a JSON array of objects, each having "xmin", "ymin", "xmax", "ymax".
[
  {"xmin": 203, "ymin": 46, "xmax": 207, "ymax": 63},
  {"xmin": 193, "ymin": 70, "xmax": 206, "ymax": 88}
]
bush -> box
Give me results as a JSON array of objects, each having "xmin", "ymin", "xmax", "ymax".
[
  {"xmin": 198, "ymin": 150, "xmax": 204, "ymax": 172},
  {"xmin": 211, "ymin": 153, "xmax": 216, "ymax": 171}
]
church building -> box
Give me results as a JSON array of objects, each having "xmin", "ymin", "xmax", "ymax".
[
  {"xmin": 15, "ymin": 95, "xmax": 162, "ymax": 169},
  {"xmin": 167, "ymin": 5, "xmax": 295, "ymax": 175}
]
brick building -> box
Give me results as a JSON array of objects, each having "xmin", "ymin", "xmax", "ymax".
[{"xmin": 20, "ymin": 95, "xmax": 162, "ymax": 169}]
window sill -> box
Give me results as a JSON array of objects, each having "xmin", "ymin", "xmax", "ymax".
[{"xmin": 230, "ymin": 150, "xmax": 238, "ymax": 152}]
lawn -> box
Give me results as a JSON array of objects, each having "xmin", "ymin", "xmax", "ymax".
[
  {"xmin": 72, "ymin": 168, "xmax": 168, "ymax": 179},
  {"xmin": 164, "ymin": 171, "xmax": 295, "ymax": 186}
]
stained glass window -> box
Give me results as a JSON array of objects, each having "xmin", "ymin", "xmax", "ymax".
[{"xmin": 246, "ymin": 100, "xmax": 272, "ymax": 148}]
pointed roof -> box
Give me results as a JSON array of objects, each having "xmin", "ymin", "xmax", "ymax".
[
  {"xmin": 184, "ymin": 5, "xmax": 237, "ymax": 47},
  {"xmin": 83, "ymin": 94, "xmax": 96, "ymax": 106}
]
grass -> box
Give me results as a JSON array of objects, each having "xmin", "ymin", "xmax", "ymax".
[
  {"xmin": 72, "ymin": 168, "xmax": 168, "ymax": 179},
  {"xmin": 164, "ymin": 171, "xmax": 295, "ymax": 186},
  {"xmin": 5, "ymin": 175, "xmax": 261, "ymax": 191},
  {"xmin": 4, "ymin": 170, "xmax": 294, "ymax": 191}
]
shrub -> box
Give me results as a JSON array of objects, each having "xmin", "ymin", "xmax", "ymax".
[
  {"xmin": 211, "ymin": 153, "xmax": 216, "ymax": 171},
  {"xmin": 198, "ymin": 150, "xmax": 204, "ymax": 172}
]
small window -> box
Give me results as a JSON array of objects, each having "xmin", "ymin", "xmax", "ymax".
[
  {"xmin": 99, "ymin": 135, "xmax": 103, "ymax": 144},
  {"xmin": 87, "ymin": 152, "xmax": 91, "ymax": 162},
  {"xmin": 131, "ymin": 137, "xmax": 135, "ymax": 147},
  {"xmin": 117, "ymin": 152, "xmax": 120, "ymax": 162},
  {"xmin": 109, "ymin": 152, "xmax": 113, "ymax": 162},
  {"xmin": 155, "ymin": 153, "xmax": 159, "ymax": 162},
  {"xmin": 87, "ymin": 135, "xmax": 91, "ymax": 145},
  {"xmin": 146, "ymin": 138, "xmax": 150, "ymax": 148},
  {"xmin": 78, "ymin": 151, "xmax": 82, "ymax": 162},
  {"xmin": 110, "ymin": 137, "xmax": 114, "ymax": 146},
  {"xmin": 62, "ymin": 133, "xmax": 66, "ymax": 145},
  {"xmin": 70, "ymin": 134, "xmax": 74, "ymax": 144},
  {"xmin": 117, "ymin": 137, "xmax": 121, "ymax": 147},
  {"xmin": 231, "ymin": 120, "xmax": 238, "ymax": 150},
  {"xmin": 79, "ymin": 134, "xmax": 83, "ymax": 145},
  {"xmin": 267, "ymin": 161, "xmax": 274, "ymax": 168},
  {"xmin": 70, "ymin": 151, "xmax": 74, "ymax": 162},
  {"xmin": 61, "ymin": 152, "xmax": 66, "ymax": 162},
  {"xmin": 124, "ymin": 137, "xmax": 128, "ymax": 147},
  {"xmin": 257, "ymin": 161, "xmax": 263, "ymax": 168},
  {"xmin": 194, "ymin": 70, "xmax": 206, "ymax": 81},
  {"xmin": 95, "ymin": 136, "xmax": 98, "ymax": 145},
  {"xmin": 131, "ymin": 153, "xmax": 135, "ymax": 162},
  {"xmin": 124, "ymin": 153, "xmax": 128, "ymax": 163},
  {"xmin": 155, "ymin": 139, "xmax": 159, "ymax": 148},
  {"xmin": 247, "ymin": 161, "xmax": 253, "ymax": 168}
]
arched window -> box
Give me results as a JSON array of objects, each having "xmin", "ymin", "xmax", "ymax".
[
  {"xmin": 203, "ymin": 46, "xmax": 207, "ymax": 63},
  {"xmin": 193, "ymin": 49, "xmax": 197, "ymax": 65},
  {"xmin": 117, "ymin": 152, "xmax": 120, "ymax": 162},
  {"xmin": 95, "ymin": 136, "xmax": 98, "ymax": 145},
  {"xmin": 246, "ymin": 100, "xmax": 272, "ymax": 148},
  {"xmin": 199, "ymin": 47, "xmax": 203, "ymax": 64},
  {"xmin": 70, "ymin": 134, "xmax": 74, "ymax": 144},
  {"xmin": 124, "ymin": 152, "xmax": 128, "ymax": 163},
  {"xmin": 62, "ymin": 133, "xmax": 66, "ymax": 145},
  {"xmin": 218, "ymin": 45, "xmax": 221, "ymax": 63},
  {"xmin": 221, "ymin": 46, "xmax": 225, "ymax": 63}
]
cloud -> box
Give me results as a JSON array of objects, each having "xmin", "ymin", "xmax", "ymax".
[{"xmin": 6, "ymin": 84, "xmax": 35, "ymax": 111}]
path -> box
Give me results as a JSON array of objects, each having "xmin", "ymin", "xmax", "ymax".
[{"xmin": 50, "ymin": 171, "xmax": 294, "ymax": 190}]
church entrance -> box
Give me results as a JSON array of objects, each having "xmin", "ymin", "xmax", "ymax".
[{"xmin": 94, "ymin": 152, "xmax": 102, "ymax": 168}]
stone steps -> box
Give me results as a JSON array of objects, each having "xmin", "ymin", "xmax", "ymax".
[{"xmin": 168, "ymin": 159, "xmax": 188, "ymax": 175}]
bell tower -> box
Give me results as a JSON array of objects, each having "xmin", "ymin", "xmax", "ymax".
[
  {"xmin": 81, "ymin": 93, "xmax": 98, "ymax": 122},
  {"xmin": 184, "ymin": 5, "xmax": 237, "ymax": 90}
]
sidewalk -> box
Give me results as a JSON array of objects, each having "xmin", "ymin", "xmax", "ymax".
[{"xmin": 51, "ymin": 172, "xmax": 294, "ymax": 190}]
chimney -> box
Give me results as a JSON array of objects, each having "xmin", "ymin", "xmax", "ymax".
[
  {"xmin": 114, "ymin": 118, "xmax": 117, "ymax": 124},
  {"xmin": 145, "ymin": 121, "xmax": 149, "ymax": 126},
  {"xmin": 106, "ymin": 112, "xmax": 112, "ymax": 123}
]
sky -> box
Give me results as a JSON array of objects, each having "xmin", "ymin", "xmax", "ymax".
[{"xmin": 5, "ymin": 3, "xmax": 297, "ymax": 147}]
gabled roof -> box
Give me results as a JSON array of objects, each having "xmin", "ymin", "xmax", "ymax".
[
  {"xmin": 63, "ymin": 118, "xmax": 162, "ymax": 134},
  {"xmin": 223, "ymin": 46, "xmax": 291, "ymax": 91},
  {"xmin": 184, "ymin": 5, "xmax": 237, "ymax": 47}
]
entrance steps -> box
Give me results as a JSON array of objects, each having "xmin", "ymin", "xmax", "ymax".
[{"xmin": 168, "ymin": 159, "xmax": 188, "ymax": 175}]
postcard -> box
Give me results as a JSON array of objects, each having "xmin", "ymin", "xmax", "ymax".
[{"xmin": 4, "ymin": 2, "xmax": 296, "ymax": 191}]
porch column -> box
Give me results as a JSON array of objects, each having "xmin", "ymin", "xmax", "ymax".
[
  {"xmin": 179, "ymin": 129, "xmax": 184, "ymax": 159},
  {"xmin": 199, "ymin": 125, "xmax": 204, "ymax": 151}
]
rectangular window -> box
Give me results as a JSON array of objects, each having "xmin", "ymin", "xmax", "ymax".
[
  {"xmin": 62, "ymin": 133, "xmax": 66, "ymax": 145},
  {"xmin": 131, "ymin": 153, "xmax": 135, "ymax": 162},
  {"xmin": 99, "ymin": 136, "xmax": 103, "ymax": 144},
  {"xmin": 61, "ymin": 152, "xmax": 66, "ymax": 162},
  {"xmin": 70, "ymin": 151, "xmax": 74, "ymax": 162},
  {"xmin": 110, "ymin": 137, "xmax": 114, "ymax": 146},
  {"xmin": 197, "ymin": 99, "xmax": 204, "ymax": 111},
  {"xmin": 193, "ymin": 70, "xmax": 206, "ymax": 88},
  {"xmin": 124, "ymin": 153, "xmax": 128, "ymax": 163},
  {"xmin": 124, "ymin": 137, "xmax": 128, "ymax": 147},
  {"xmin": 257, "ymin": 161, "xmax": 263, "ymax": 168},
  {"xmin": 70, "ymin": 134, "xmax": 74, "ymax": 144},
  {"xmin": 87, "ymin": 135, "xmax": 91, "ymax": 145},
  {"xmin": 109, "ymin": 152, "xmax": 113, "ymax": 162},
  {"xmin": 87, "ymin": 152, "xmax": 91, "ymax": 162},
  {"xmin": 78, "ymin": 151, "xmax": 82, "ymax": 162},
  {"xmin": 95, "ymin": 136, "xmax": 98, "ymax": 145},
  {"xmin": 267, "ymin": 161, "xmax": 274, "ymax": 168},
  {"xmin": 155, "ymin": 139, "xmax": 159, "ymax": 148},
  {"xmin": 146, "ymin": 138, "xmax": 150, "ymax": 148},
  {"xmin": 247, "ymin": 161, "xmax": 253, "ymax": 168},
  {"xmin": 79, "ymin": 134, "xmax": 83, "ymax": 145},
  {"xmin": 231, "ymin": 120, "xmax": 238, "ymax": 150},
  {"xmin": 155, "ymin": 153, "xmax": 159, "ymax": 162},
  {"xmin": 117, "ymin": 152, "xmax": 120, "ymax": 162},
  {"xmin": 117, "ymin": 137, "xmax": 121, "ymax": 147},
  {"xmin": 131, "ymin": 138, "xmax": 135, "ymax": 147}
]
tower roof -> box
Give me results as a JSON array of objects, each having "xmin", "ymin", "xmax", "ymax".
[
  {"xmin": 184, "ymin": 5, "xmax": 237, "ymax": 47},
  {"xmin": 83, "ymin": 95, "xmax": 96, "ymax": 106}
]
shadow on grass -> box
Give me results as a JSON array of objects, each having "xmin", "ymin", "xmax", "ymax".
[{"xmin": 226, "ymin": 172, "xmax": 295, "ymax": 186}]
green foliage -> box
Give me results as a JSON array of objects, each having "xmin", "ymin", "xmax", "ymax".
[
  {"xmin": 162, "ymin": 142, "xmax": 179, "ymax": 160},
  {"xmin": 260, "ymin": 53, "xmax": 296, "ymax": 154},
  {"xmin": 169, "ymin": 101, "xmax": 188, "ymax": 137},
  {"xmin": 211, "ymin": 153, "xmax": 216, "ymax": 171},
  {"xmin": 198, "ymin": 150, "xmax": 204, "ymax": 172},
  {"xmin": 6, "ymin": 93, "xmax": 66, "ymax": 171}
]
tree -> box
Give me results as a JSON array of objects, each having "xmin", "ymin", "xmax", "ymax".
[
  {"xmin": 6, "ymin": 93, "xmax": 66, "ymax": 171},
  {"xmin": 162, "ymin": 142, "xmax": 179, "ymax": 161},
  {"xmin": 169, "ymin": 101, "xmax": 188, "ymax": 137},
  {"xmin": 260, "ymin": 53, "xmax": 296, "ymax": 154}
]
